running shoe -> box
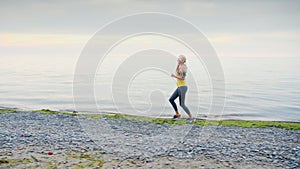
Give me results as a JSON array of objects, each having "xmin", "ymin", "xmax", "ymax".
[
  {"xmin": 186, "ymin": 118, "xmax": 196, "ymax": 123},
  {"xmin": 172, "ymin": 114, "xmax": 181, "ymax": 120}
]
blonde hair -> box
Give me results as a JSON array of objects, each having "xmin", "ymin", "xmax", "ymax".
[{"xmin": 178, "ymin": 55, "xmax": 186, "ymax": 63}]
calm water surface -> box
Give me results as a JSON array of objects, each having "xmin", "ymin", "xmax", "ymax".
[{"xmin": 0, "ymin": 56, "xmax": 299, "ymax": 122}]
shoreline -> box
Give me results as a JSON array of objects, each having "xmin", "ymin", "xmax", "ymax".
[
  {"xmin": 1, "ymin": 106, "xmax": 299, "ymax": 123},
  {"xmin": 0, "ymin": 111, "xmax": 299, "ymax": 168},
  {"xmin": 1, "ymin": 108, "xmax": 299, "ymax": 130}
]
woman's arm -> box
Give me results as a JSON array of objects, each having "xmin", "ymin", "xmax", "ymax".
[
  {"xmin": 171, "ymin": 74, "xmax": 185, "ymax": 80},
  {"xmin": 171, "ymin": 65, "xmax": 187, "ymax": 80}
]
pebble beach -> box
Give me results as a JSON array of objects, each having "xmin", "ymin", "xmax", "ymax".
[{"xmin": 0, "ymin": 111, "xmax": 299, "ymax": 169}]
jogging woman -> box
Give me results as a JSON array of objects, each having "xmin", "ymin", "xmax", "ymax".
[{"xmin": 169, "ymin": 55, "xmax": 195, "ymax": 123}]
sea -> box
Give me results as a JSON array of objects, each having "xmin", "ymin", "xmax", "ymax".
[{"xmin": 0, "ymin": 55, "xmax": 299, "ymax": 122}]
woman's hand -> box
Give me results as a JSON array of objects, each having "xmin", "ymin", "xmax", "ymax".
[{"xmin": 171, "ymin": 73, "xmax": 185, "ymax": 80}]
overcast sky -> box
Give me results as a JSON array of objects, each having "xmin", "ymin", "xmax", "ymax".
[{"xmin": 1, "ymin": 0, "xmax": 299, "ymax": 57}]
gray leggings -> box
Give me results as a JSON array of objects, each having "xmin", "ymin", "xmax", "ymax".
[{"xmin": 169, "ymin": 86, "xmax": 191, "ymax": 115}]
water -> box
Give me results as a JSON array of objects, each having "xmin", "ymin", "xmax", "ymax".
[{"xmin": 0, "ymin": 55, "xmax": 299, "ymax": 122}]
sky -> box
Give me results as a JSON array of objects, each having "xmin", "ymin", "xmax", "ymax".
[{"xmin": 0, "ymin": 0, "xmax": 300, "ymax": 58}]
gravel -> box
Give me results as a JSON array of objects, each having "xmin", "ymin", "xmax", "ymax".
[{"xmin": 0, "ymin": 112, "xmax": 299, "ymax": 168}]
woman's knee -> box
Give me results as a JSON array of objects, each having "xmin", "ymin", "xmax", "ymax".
[{"xmin": 180, "ymin": 103, "xmax": 189, "ymax": 110}]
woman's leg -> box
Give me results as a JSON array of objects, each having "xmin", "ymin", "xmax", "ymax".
[
  {"xmin": 178, "ymin": 86, "xmax": 192, "ymax": 118},
  {"xmin": 169, "ymin": 88, "xmax": 179, "ymax": 115}
]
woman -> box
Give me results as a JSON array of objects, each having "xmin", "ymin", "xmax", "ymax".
[{"xmin": 169, "ymin": 55, "xmax": 195, "ymax": 123}]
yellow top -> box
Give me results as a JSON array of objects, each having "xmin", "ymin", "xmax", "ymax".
[{"xmin": 176, "ymin": 71, "xmax": 187, "ymax": 87}]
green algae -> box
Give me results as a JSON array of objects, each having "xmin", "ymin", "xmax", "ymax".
[
  {"xmin": 34, "ymin": 109, "xmax": 78, "ymax": 116},
  {"xmin": 100, "ymin": 113, "xmax": 300, "ymax": 130},
  {"xmin": 1, "ymin": 108, "xmax": 299, "ymax": 130},
  {"xmin": 0, "ymin": 109, "xmax": 18, "ymax": 113}
]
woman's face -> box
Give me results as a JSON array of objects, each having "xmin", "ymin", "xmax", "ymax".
[{"xmin": 177, "ymin": 58, "xmax": 183, "ymax": 64}]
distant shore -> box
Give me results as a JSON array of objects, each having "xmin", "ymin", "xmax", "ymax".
[{"xmin": 0, "ymin": 109, "xmax": 299, "ymax": 168}]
